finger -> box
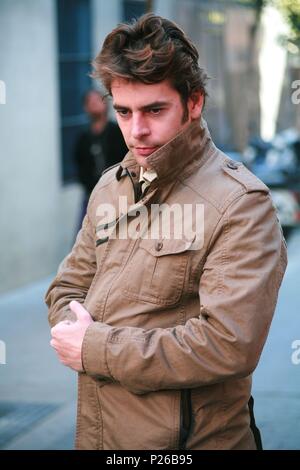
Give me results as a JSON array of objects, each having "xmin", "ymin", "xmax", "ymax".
[
  {"xmin": 50, "ymin": 326, "xmax": 57, "ymax": 336},
  {"xmin": 51, "ymin": 322, "xmax": 65, "ymax": 336},
  {"xmin": 69, "ymin": 300, "xmax": 92, "ymax": 323},
  {"xmin": 50, "ymin": 340, "xmax": 60, "ymax": 353}
]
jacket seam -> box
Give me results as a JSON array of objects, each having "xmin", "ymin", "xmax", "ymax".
[
  {"xmin": 176, "ymin": 176, "xmax": 223, "ymax": 213},
  {"xmin": 54, "ymin": 214, "xmax": 94, "ymax": 281},
  {"xmin": 87, "ymin": 174, "xmax": 119, "ymax": 210},
  {"xmin": 95, "ymin": 384, "xmax": 104, "ymax": 449},
  {"xmin": 101, "ymin": 162, "xmax": 120, "ymax": 176},
  {"xmin": 218, "ymin": 211, "xmax": 230, "ymax": 295},
  {"xmin": 75, "ymin": 374, "xmax": 82, "ymax": 448},
  {"xmin": 204, "ymin": 190, "xmax": 256, "ymax": 255},
  {"xmin": 176, "ymin": 176, "xmax": 247, "ymax": 215},
  {"xmin": 104, "ymin": 332, "xmax": 117, "ymax": 382},
  {"xmin": 100, "ymin": 239, "xmax": 139, "ymax": 323},
  {"xmin": 93, "ymin": 241, "xmax": 116, "ymax": 322}
]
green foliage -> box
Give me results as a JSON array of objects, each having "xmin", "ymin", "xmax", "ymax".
[
  {"xmin": 214, "ymin": 0, "xmax": 300, "ymax": 47},
  {"xmin": 272, "ymin": 0, "xmax": 300, "ymax": 44}
]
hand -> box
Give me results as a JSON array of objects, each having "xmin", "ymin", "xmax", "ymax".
[{"xmin": 50, "ymin": 300, "xmax": 93, "ymax": 372}]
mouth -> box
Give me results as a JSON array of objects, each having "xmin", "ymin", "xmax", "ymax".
[{"xmin": 134, "ymin": 147, "xmax": 158, "ymax": 157}]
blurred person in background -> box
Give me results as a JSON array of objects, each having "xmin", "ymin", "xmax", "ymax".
[
  {"xmin": 74, "ymin": 89, "xmax": 127, "ymax": 229},
  {"xmin": 46, "ymin": 14, "xmax": 287, "ymax": 450}
]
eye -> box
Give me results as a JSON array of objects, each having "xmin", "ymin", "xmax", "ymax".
[
  {"xmin": 149, "ymin": 108, "xmax": 162, "ymax": 115},
  {"xmin": 116, "ymin": 109, "xmax": 130, "ymax": 117}
]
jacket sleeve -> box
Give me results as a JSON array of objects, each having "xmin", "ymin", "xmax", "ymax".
[
  {"xmin": 81, "ymin": 190, "xmax": 287, "ymax": 394},
  {"xmin": 45, "ymin": 213, "xmax": 97, "ymax": 328}
]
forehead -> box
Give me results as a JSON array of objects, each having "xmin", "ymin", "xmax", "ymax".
[{"xmin": 111, "ymin": 78, "xmax": 180, "ymax": 107}]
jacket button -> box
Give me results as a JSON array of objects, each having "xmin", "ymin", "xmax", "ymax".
[
  {"xmin": 155, "ymin": 241, "xmax": 163, "ymax": 251},
  {"xmin": 226, "ymin": 160, "xmax": 238, "ymax": 170}
]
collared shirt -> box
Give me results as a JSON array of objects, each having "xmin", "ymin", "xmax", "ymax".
[{"xmin": 139, "ymin": 167, "xmax": 158, "ymax": 195}]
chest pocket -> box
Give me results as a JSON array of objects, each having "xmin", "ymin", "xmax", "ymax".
[{"xmin": 123, "ymin": 237, "xmax": 195, "ymax": 306}]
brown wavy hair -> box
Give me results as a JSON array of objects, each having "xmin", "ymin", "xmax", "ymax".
[{"xmin": 92, "ymin": 13, "xmax": 208, "ymax": 119}]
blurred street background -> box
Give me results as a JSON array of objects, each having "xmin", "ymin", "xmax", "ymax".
[{"xmin": 1, "ymin": 0, "xmax": 300, "ymax": 450}]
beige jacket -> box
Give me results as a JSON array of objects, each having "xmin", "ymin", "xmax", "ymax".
[{"xmin": 45, "ymin": 119, "xmax": 287, "ymax": 450}]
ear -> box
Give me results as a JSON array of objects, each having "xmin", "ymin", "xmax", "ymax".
[{"xmin": 188, "ymin": 92, "xmax": 204, "ymax": 120}]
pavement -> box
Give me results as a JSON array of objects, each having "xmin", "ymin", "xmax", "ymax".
[
  {"xmin": 0, "ymin": 229, "xmax": 299, "ymax": 450},
  {"xmin": 0, "ymin": 276, "xmax": 77, "ymax": 450},
  {"xmin": 252, "ymin": 228, "xmax": 300, "ymax": 450}
]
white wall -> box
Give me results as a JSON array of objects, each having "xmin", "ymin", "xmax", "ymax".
[
  {"xmin": 0, "ymin": 0, "xmax": 81, "ymax": 293},
  {"xmin": 92, "ymin": 0, "xmax": 122, "ymax": 58}
]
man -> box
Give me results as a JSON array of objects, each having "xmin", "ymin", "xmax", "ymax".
[
  {"xmin": 74, "ymin": 89, "xmax": 127, "ymax": 228},
  {"xmin": 46, "ymin": 14, "xmax": 287, "ymax": 450}
]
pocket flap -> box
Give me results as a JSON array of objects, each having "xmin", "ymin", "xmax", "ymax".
[{"xmin": 139, "ymin": 236, "xmax": 196, "ymax": 257}]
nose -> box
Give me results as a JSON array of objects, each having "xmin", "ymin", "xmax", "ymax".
[{"xmin": 131, "ymin": 113, "xmax": 150, "ymax": 140}]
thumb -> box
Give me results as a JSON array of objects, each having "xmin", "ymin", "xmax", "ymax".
[{"xmin": 69, "ymin": 300, "xmax": 92, "ymax": 323}]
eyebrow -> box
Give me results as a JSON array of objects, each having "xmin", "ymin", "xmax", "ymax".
[{"xmin": 113, "ymin": 101, "xmax": 170, "ymax": 111}]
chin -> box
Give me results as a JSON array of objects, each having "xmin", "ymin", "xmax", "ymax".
[{"xmin": 134, "ymin": 154, "xmax": 149, "ymax": 168}]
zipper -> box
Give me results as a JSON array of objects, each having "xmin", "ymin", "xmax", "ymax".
[{"xmin": 178, "ymin": 389, "xmax": 192, "ymax": 449}]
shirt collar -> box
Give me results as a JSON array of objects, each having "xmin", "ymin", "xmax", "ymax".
[{"xmin": 139, "ymin": 167, "xmax": 158, "ymax": 184}]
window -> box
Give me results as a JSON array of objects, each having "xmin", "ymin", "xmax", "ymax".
[{"xmin": 56, "ymin": 0, "xmax": 92, "ymax": 183}]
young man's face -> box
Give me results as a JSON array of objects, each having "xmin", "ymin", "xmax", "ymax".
[{"xmin": 111, "ymin": 78, "xmax": 203, "ymax": 168}]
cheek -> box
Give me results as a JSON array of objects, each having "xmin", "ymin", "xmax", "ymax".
[{"xmin": 163, "ymin": 113, "xmax": 185, "ymax": 140}]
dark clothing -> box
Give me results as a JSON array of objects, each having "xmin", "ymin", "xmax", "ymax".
[{"xmin": 75, "ymin": 121, "xmax": 127, "ymax": 195}]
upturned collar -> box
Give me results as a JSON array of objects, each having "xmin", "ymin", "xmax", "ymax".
[{"xmin": 116, "ymin": 117, "xmax": 215, "ymax": 184}]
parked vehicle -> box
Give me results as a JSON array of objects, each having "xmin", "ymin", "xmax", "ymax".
[
  {"xmin": 225, "ymin": 137, "xmax": 300, "ymax": 240},
  {"xmin": 269, "ymin": 188, "xmax": 300, "ymax": 239}
]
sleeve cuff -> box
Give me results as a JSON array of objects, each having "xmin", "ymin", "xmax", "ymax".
[{"xmin": 82, "ymin": 322, "xmax": 112, "ymax": 378}]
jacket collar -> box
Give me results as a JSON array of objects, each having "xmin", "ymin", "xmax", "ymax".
[{"xmin": 116, "ymin": 117, "xmax": 214, "ymax": 184}]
